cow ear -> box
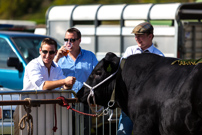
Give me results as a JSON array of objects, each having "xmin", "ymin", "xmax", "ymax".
[
  {"xmin": 105, "ymin": 52, "xmax": 117, "ymax": 61},
  {"xmin": 104, "ymin": 52, "xmax": 120, "ymax": 73}
]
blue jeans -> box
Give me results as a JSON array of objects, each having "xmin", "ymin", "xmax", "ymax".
[{"xmin": 117, "ymin": 111, "xmax": 133, "ymax": 135}]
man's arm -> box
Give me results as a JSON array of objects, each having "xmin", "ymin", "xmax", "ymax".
[
  {"xmin": 42, "ymin": 76, "xmax": 76, "ymax": 90},
  {"xmin": 54, "ymin": 46, "xmax": 66, "ymax": 63}
]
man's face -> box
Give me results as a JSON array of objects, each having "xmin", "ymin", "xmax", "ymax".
[
  {"xmin": 39, "ymin": 44, "xmax": 56, "ymax": 67},
  {"xmin": 64, "ymin": 31, "xmax": 81, "ymax": 52},
  {"xmin": 135, "ymin": 33, "xmax": 153, "ymax": 50}
]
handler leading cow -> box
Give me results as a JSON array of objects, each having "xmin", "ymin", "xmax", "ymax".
[{"xmin": 77, "ymin": 52, "xmax": 202, "ymax": 135}]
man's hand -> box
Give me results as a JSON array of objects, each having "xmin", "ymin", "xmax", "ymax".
[
  {"xmin": 63, "ymin": 76, "xmax": 76, "ymax": 90},
  {"xmin": 54, "ymin": 45, "xmax": 67, "ymax": 63}
]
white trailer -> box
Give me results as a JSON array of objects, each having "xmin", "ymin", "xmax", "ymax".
[{"xmin": 46, "ymin": 3, "xmax": 202, "ymax": 60}]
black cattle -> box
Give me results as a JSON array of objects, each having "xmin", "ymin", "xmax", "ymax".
[{"xmin": 77, "ymin": 52, "xmax": 202, "ymax": 135}]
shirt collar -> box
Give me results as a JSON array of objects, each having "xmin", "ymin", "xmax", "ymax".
[
  {"xmin": 65, "ymin": 47, "xmax": 83, "ymax": 58},
  {"xmin": 76, "ymin": 47, "xmax": 84, "ymax": 58},
  {"xmin": 146, "ymin": 44, "xmax": 155, "ymax": 53},
  {"xmin": 137, "ymin": 44, "xmax": 155, "ymax": 53},
  {"xmin": 79, "ymin": 47, "xmax": 84, "ymax": 56}
]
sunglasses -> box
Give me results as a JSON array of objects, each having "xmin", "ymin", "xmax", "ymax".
[
  {"xmin": 64, "ymin": 38, "xmax": 78, "ymax": 43},
  {"xmin": 41, "ymin": 50, "xmax": 56, "ymax": 55}
]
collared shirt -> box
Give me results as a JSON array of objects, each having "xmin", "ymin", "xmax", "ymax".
[
  {"xmin": 23, "ymin": 56, "xmax": 65, "ymax": 90},
  {"xmin": 57, "ymin": 48, "xmax": 98, "ymax": 93},
  {"xmin": 123, "ymin": 44, "xmax": 164, "ymax": 58}
]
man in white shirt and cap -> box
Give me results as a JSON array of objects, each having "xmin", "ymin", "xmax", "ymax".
[{"xmin": 118, "ymin": 22, "xmax": 164, "ymax": 135}]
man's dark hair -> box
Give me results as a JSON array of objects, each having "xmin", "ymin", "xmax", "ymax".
[
  {"xmin": 40, "ymin": 38, "xmax": 57, "ymax": 50},
  {"xmin": 66, "ymin": 28, "xmax": 81, "ymax": 39}
]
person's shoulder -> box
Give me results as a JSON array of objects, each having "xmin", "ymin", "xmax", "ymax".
[
  {"xmin": 123, "ymin": 45, "xmax": 138, "ymax": 58},
  {"xmin": 153, "ymin": 47, "xmax": 164, "ymax": 56},
  {"xmin": 81, "ymin": 48, "xmax": 93, "ymax": 53},
  {"xmin": 25, "ymin": 57, "xmax": 42, "ymax": 72},
  {"xmin": 126, "ymin": 45, "xmax": 138, "ymax": 50},
  {"xmin": 125, "ymin": 45, "xmax": 138, "ymax": 53},
  {"xmin": 81, "ymin": 49, "xmax": 96, "ymax": 56},
  {"xmin": 26, "ymin": 57, "xmax": 39, "ymax": 67}
]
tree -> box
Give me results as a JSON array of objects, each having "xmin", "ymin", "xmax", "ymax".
[
  {"xmin": 0, "ymin": 0, "xmax": 42, "ymax": 19},
  {"xmin": 0, "ymin": 0, "xmax": 196, "ymax": 23}
]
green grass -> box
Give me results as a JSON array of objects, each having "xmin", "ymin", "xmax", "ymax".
[{"xmin": 150, "ymin": 20, "xmax": 173, "ymax": 26}]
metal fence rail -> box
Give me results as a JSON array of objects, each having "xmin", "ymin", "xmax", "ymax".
[{"xmin": 0, "ymin": 90, "xmax": 121, "ymax": 135}]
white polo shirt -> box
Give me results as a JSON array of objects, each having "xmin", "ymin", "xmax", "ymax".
[{"xmin": 23, "ymin": 56, "xmax": 65, "ymax": 90}]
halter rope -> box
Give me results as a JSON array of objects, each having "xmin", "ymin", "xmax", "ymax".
[{"xmin": 83, "ymin": 57, "xmax": 123, "ymax": 115}]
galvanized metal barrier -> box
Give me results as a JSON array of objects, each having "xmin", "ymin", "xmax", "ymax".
[{"xmin": 0, "ymin": 90, "xmax": 121, "ymax": 135}]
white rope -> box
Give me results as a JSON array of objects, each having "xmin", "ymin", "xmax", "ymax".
[
  {"xmin": 83, "ymin": 57, "xmax": 123, "ymax": 115},
  {"xmin": 108, "ymin": 110, "xmax": 114, "ymax": 121}
]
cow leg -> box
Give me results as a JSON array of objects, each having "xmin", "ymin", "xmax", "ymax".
[{"xmin": 132, "ymin": 113, "xmax": 160, "ymax": 135}]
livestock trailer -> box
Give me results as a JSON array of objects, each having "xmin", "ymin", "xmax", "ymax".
[{"xmin": 46, "ymin": 3, "xmax": 202, "ymax": 60}]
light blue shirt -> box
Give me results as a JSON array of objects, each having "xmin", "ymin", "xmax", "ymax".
[
  {"xmin": 57, "ymin": 48, "xmax": 98, "ymax": 93},
  {"xmin": 123, "ymin": 44, "xmax": 164, "ymax": 58}
]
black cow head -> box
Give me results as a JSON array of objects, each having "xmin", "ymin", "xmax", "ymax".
[{"xmin": 77, "ymin": 52, "xmax": 120, "ymax": 107}]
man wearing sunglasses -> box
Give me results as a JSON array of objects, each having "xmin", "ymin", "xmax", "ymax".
[
  {"xmin": 23, "ymin": 38, "xmax": 76, "ymax": 90},
  {"xmin": 54, "ymin": 28, "xmax": 98, "ymax": 135},
  {"xmin": 54, "ymin": 28, "xmax": 98, "ymax": 94}
]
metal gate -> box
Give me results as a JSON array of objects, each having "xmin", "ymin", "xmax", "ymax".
[{"xmin": 0, "ymin": 89, "xmax": 120, "ymax": 135}]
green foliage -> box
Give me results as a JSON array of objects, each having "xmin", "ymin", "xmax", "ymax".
[
  {"xmin": 0, "ymin": 0, "xmax": 196, "ymax": 24},
  {"xmin": 0, "ymin": 0, "xmax": 42, "ymax": 19}
]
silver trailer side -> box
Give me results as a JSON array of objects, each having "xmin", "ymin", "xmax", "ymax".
[{"xmin": 46, "ymin": 3, "xmax": 202, "ymax": 60}]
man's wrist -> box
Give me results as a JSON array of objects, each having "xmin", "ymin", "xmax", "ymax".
[{"xmin": 54, "ymin": 55, "xmax": 60, "ymax": 63}]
